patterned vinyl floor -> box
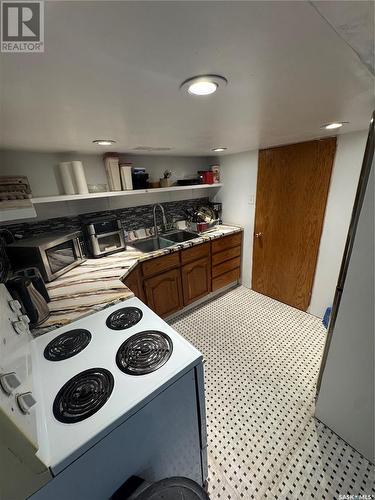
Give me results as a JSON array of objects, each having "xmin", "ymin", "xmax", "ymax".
[{"xmin": 169, "ymin": 286, "xmax": 375, "ymax": 499}]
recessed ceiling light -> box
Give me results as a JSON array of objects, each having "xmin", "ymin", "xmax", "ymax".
[
  {"xmin": 322, "ymin": 122, "xmax": 347, "ymax": 130},
  {"xmin": 93, "ymin": 139, "xmax": 116, "ymax": 146},
  {"xmin": 180, "ymin": 75, "xmax": 228, "ymax": 96},
  {"xmin": 212, "ymin": 147, "xmax": 227, "ymax": 152},
  {"xmin": 189, "ymin": 81, "xmax": 217, "ymax": 95}
]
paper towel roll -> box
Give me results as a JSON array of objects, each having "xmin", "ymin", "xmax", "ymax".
[
  {"xmin": 71, "ymin": 161, "xmax": 88, "ymax": 194},
  {"xmin": 59, "ymin": 162, "xmax": 76, "ymax": 195}
]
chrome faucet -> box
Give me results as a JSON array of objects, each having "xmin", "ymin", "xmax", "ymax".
[{"xmin": 152, "ymin": 204, "xmax": 167, "ymax": 237}]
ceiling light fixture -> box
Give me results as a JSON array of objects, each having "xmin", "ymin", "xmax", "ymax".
[
  {"xmin": 322, "ymin": 122, "xmax": 347, "ymax": 130},
  {"xmin": 180, "ymin": 75, "xmax": 228, "ymax": 96},
  {"xmin": 212, "ymin": 147, "xmax": 227, "ymax": 152},
  {"xmin": 93, "ymin": 139, "xmax": 116, "ymax": 146},
  {"xmin": 189, "ymin": 81, "xmax": 217, "ymax": 95}
]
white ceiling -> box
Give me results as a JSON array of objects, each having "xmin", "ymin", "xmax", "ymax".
[
  {"xmin": 0, "ymin": 1, "xmax": 374, "ymax": 155},
  {"xmin": 311, "ymin": 0, "xmax": 374, "ymax": 75}
]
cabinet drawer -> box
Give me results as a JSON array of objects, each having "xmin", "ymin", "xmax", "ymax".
[
  {"xmin": 142, "ymin": 252, "xmax": 180, "ymax": 278},
  {"xmin": 181, "ymin": 242, "xmax": 210, "ymax": 265},
  {"xmin": 212, "ymin": 232, "xmax": 242, "ymax": 254},
  {"xmin": 212, "ymin": 246, "xmax": 241, "ymax": 266},
  {"xmin": 212, "ymin": 267, "xmax": 240, "ymax": 291},
  {"xmin": 212, "ymin": 256, "xmax": 241, "ymax": 278}
]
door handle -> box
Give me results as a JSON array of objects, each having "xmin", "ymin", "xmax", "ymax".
[{"xmin": 255, "ymin": 232, "xmax": 263, "ymax": 238}]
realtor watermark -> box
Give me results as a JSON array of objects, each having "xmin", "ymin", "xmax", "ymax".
[
  {"xmin": 338, "ymin": 495, "xmax": 375, "ymax": 500},
  {"xmin": 1, "ymin": 1, "xmax": 44, "ymax": 52}
]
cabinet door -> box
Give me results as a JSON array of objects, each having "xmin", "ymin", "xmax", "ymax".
[
  {"xmin": 181, "ymin": 256, "xmax": 211, "ymax": 306},
  {"xmin": 123, "ymin": 266, "xmax": 145, "ymax": 302},
  {"xmin": 144, "ymin": 268, "xmax": 183, "ymax": 317}
]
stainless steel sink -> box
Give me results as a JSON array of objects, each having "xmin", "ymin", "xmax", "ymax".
[
  {"xmin": 161, "ymin": 230, "xmax": 198, "ymax": 243},
  {"xmin": 130, "ymin": 230, "xmax": 198, "ymax": 253},
  {"xmin": 130, "ymin": 237, "xmax": 174, "ymax": 253}
]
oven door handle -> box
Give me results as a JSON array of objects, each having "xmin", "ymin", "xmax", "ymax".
[
  {"xmin": 76, "ymin": 237, "xmax": 84, "ymax": 259},
  {"xmin": 92, "ymin": 231, "xmax": 123, "ymax": 239}
]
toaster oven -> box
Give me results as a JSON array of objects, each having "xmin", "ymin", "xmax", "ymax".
[{"xmin": 85, "ymin": 217, "xmax": 126, "ymax": 257}]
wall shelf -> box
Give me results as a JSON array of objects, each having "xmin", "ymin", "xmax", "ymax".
[{"xmin": 31, "ymin": 183, "xmax": 223, "ymax": 204}]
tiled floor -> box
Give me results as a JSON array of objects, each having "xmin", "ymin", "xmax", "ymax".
[{"xmin": 169, "ymin": 286, "xmax": 375, "ymax": 499}]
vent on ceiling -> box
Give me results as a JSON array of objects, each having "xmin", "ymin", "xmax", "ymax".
[{"xmin": 132, "ymin": 146, "xmax": 172, "ymax": 152}]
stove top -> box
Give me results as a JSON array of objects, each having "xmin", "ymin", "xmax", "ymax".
[
  {"xmin": 106, "ymin": 306, "xmax": 143, "ymax": 330},
  {"xmin": 53, "ymin": 368, "xmax": 114, "ymax": 423},
  {"xmin": 31, "ymin": 297, "xmax": 203, "ymax": 474},
  {"xmin": 116, "ymin": 331, "xmax": 173, "ymax": 375},
  {"xmin": 44, "ymin": 329, "xmax": 92, "ymax": 361}
]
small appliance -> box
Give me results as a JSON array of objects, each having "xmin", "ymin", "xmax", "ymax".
[
  {"xmin": 132, "ymin": 168, "xmax": 149, "ymax": 190},
  {"xmin": 6, "ymin": 275, "xmax": 50, "ymax": 326},
  {"xmin": 14, "ymin": 267, "xmax": 50, "ymax": 303},
  {"xmin": 197, "ymin": 171, "xmax": 214, "ymax": 184},
  {"xmin": 6, "ymin": 231, "xmax": 85, "ymax": 282},
  {"xmin": 84, "ymin": 216, "xmax": 126, "ymax": 257}
]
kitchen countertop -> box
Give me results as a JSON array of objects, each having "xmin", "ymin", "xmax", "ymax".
[{"xmin": 32, "ymin": 224, "xmax": 242, "ymax": 335}]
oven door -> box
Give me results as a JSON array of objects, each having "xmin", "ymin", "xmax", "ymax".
[
  {"xmin": 90, "ymin": 231, "xmax": 125, "ymax": 256},
  {"xmin": 40, "ymin": 237, "xmax": 84, "ymax": 281}
]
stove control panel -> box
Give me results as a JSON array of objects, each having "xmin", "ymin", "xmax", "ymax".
[
  {"xmin": 8, "ymin": 299, "xmax": 22, "ymax": 313},
  {"xmin": 0, "ymin": 284, "xmax": 38, "ymax": 447},
  {"xmin": 0, "ymin": 372, "xmax": 21, "ymax": 395},
  {"xmin": 19, "ymin": 314, "xmax": 31, "ymax": 325},
  {"xmin": 12, "ymin": 319, "xmax": 30, "ymax": 335},
  {"xmin": 17, "ymin": 392, "xmax": 37, "ymax": 414}
]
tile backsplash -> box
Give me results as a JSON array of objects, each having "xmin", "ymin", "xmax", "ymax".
[
  {"xmin": 0, "ymin": 197, "xmax": 214, "ymax": 280},
  {"xmin": 1, "ymin": 197, "xmax": 211, "ymax": 239}
]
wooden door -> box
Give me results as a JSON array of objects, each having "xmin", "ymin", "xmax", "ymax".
[
  {"xmin": 181, "ymin": 256, "xmax": 211, "ymax": 306},
  {"xmin": 144, "ymin": 268, "xmax": 183, "ymax": 317},
  {"xmin": 252, "ymin": 137, "xmax": 336, "ymax": 310}
]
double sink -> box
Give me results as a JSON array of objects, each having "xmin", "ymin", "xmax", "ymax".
[{"xmin": 129, "ymin": 230, "xmax": 198, "ymax": 253}]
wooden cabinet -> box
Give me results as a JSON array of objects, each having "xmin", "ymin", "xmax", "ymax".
[
  {"xmin": 212, "ymin": 232, "xmax": 242, "ymax": 253},
  {"xmin": 181, "ymin": 256, "xmax": 211, "ymax": 306},
  {"xmin": 144, "ymin": 268, "xmax": 183, "ymax": 317},
  {"xmin": 123, "ymin": 231, "xmax": 242, "ymax": 317},
  {"xmin": 142, "ymin": 252, "xmax": 180, "ymax": 278},
  {"xmin": 181, "ymin": 242, "xmax": 210, "ymax": 265},
  {"xmin": 212, "ymin": 267, "xmax": 241, "ymax": 292},
  {"xmin": 211, "ymin": 232, "xmax": 242, "ymax": 290},
  {"xmin": 212, "ymin": 256, "xmax": 241, "ymax": 278},
  {"xmin": 123, "ymin": 266, "xmax": 145, "ymax": 302},
  {"xmin": 212, "ymin": 246, "xmax": 241, "ymax": 266}
]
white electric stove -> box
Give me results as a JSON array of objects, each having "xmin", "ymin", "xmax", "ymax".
[{"xmin": 0, "ymin": 284, "xmax": 208, "ymax": 500}]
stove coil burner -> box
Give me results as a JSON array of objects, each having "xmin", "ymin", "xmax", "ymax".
[
  {"xmin": 106, "ymin": 307, "xmax": 143, "ymax": 330},
  {"xmin": 53, "ymin": 368, "xmax": 114, "ymax": 424},
  {"xmin": 44, "ymin": 329, "xmax": 92, "ymax": 361},
  {"xmin": 116, "ymin": 331, "xmax": 173, "ymax": 375}
]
